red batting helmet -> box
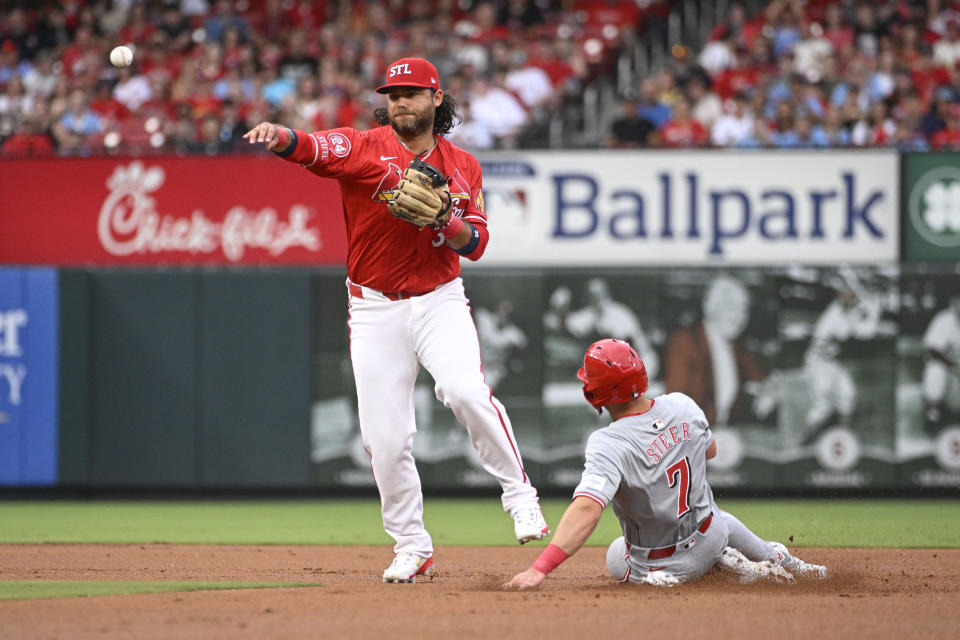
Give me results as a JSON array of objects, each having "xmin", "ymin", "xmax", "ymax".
[{"xmin": 577, "ymin": 339, "xmax": 649, "ymax": 414}]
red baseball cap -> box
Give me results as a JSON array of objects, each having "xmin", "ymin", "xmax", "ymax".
[{"xmin": 376, "ymin": 57, "xmax": 441, "ymax": 94}]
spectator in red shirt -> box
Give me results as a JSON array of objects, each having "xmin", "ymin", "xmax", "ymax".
[
  {"xmin": 188, "ymin": 80, "xmax": 222, "ymax": 120},
  {"xmin": 247, "ymin": 0, "xmax": 290, "ymax": 42},
  {"xmin": 283, "ymin": 0, "xmax": 327, "ymax": 31},
  {"xmin": 527, "ymin": 38, "xmax": 576, "ymax": 89},
  {"xmin": 575, "ymin": 0, "xmax": 640, "ymax": 30},
  {"xmin": 117, "ymin": 3, "xmax": 156, "ymax": 48},
  {"xmin": 467, "ymin": 1, "xmax": 512, "ymax": 43},
  {"xmin": 1, "ymin": 116, "xmax": 53, "ymax": 157},
  {"xmin": 222, "ymin": 27, "xmax": 247, "ymax": 71},
  {"xmin": 59, "ymin": 26, "xmax": 92, "ymax": 77},
  {"xmin": 910, "ymin": 45, "xmax": 951, "ymax": 105},
  {"xmin": 89, "ymin": 81, "xmax": 129, "ymax": 123},
  {"xmin": 659, "ymin": 96, "xmax": 709, "ymax": 147},
  {"xmin": 708, "ymin": 2, "xmax": 764, "ymax": 49},
  {"xmin": 139, "ymin": 34, "xmax": 183, "ymax": 83},
  {"xmin": 713, "ymin": 45, "xmax": 762, "ymax": 100},
  {"xmin": 898, "ymin": 22, "xmax": 923, "ymax": 67},
  {"xmin": 139, "ymin": 75, "xmax": 178, "ymax": 122},
  {"xmin": 823, "ymin": 4, "xmax": 855, "ymax": 57},
  {"xmin": 932, "ymin": 103, "xmax": 960, "ymax": 148}
]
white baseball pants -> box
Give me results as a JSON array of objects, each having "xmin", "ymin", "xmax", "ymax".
[{"xmin": 347, "ymin": 277, "xmax": 538, "ymax": 557}]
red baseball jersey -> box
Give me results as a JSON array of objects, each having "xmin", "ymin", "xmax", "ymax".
[{"xmin": 277, "ymin": 124, "xmax": 488, "ymax": 293}]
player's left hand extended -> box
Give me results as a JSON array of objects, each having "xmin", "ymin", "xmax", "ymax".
[{"xmin": 503, "ymin": 568, "xmax": 546, "ymax": 590}]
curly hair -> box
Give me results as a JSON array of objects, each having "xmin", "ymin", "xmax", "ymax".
[{"xmin": 374, "ymin": 91, "xmax": 462, "ymax": 137}]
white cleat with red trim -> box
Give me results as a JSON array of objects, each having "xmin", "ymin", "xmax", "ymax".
[
  {"xmin": 769, "ymin": 541, "xmax": 827, "ymax": 579},
  {"xmin": 512, "ymin": 504, "xmax": 550, "ymax": 544},
  {"xmin": 382, "ymin": 553, "xmax": 434, "ymax": 583}
]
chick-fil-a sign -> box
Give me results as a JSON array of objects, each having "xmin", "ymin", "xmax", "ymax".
[{"xmin": 0, "ymin": 157, "xmax": 347, "ymax": 266}]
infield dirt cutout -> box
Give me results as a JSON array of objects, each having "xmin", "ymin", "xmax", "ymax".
[{"xmin": 0, "ymin": 545, "xmax": 957, "ymax": 639}]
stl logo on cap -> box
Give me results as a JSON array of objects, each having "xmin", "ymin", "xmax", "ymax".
[{"xmin": 377, "ymin": 57, "xmax": 441, "ymax": 94}]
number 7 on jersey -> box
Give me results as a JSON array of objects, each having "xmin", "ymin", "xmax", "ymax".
[{"xmin": 666, "ymin": 457, "xmax": 692, "ymax": 518}]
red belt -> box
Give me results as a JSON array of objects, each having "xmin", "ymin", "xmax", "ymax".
[
  {"xmin": 348, "ymin": 282, "xmax": 432, "ymax": 301},
  {"xmin": 647, "ymin": 513, "xmax": 713, "ymax": 561}
]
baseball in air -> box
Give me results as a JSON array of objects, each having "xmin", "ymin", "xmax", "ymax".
[{"xmin": 109, "ymin": 45, "xmax": 133, "ymax": 67}]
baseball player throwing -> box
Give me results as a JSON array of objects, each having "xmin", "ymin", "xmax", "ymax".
[
  {"xmin": 505, "ymin": 339, "xmax": 825, "ymax": 589},
  {"xmin": 244, "ymin": 57, "xmax": 548, "ymax": 583}
]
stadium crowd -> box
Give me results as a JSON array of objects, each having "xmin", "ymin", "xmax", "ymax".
[
  {"xmin": 610, "ymin": 0, "xmax": 960, "ymax": 150},
  {"xmin": 1, "ymin": 0, "xmax": 959, "ymax": 156},
  {"xmin": 0, "ymin": 0, "xmax": 671, "ymax": 156}
]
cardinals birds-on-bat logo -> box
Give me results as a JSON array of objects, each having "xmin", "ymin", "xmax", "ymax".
[{"xmin": 372, "ymin": 163, "xmax": 404, "ymax": 203}]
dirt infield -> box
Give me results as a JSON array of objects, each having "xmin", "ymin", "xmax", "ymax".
[{"xmin": 1, "ymin": 545, "xmax": 958, "ymax": 639}]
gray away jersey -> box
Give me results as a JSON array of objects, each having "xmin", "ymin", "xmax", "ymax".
[{"xmin": 573, "ymin": 392, "xmax": 717, "ymax": 549}]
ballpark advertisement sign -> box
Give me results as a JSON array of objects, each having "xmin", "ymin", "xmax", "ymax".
[
  {"xmin": 0, "ymin": 157, "xmax": 348, "ymax": 266},
  {"xmin": 903, "ymin": 152, "xmax": 960, "ymax": 261},
  {"xmin": 0, "ymin": 268, "xmax": 58, "ymax": 486},
  {"xmin": 476, "ymin": 151, "xmax": 899, "ymax": 266}
]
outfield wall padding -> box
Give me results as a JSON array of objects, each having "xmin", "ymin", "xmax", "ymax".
[
  {"xmin": 88, "ymin": 271, "xmax": 199, "ymax": 486},
  {"xmin": 52, "ymin": 270, "xmax": 315, "ymax": 488},
  {"xmin": 196, "ymin": 271, "xmax": 313, "ymax": 487}
]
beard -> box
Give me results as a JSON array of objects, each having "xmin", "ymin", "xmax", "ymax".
[{"xmin": 389, "ymin": 104, "xmax": 435, "ymax": 137}]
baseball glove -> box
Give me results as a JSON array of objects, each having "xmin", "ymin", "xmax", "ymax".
[{"xmin": 387, "ymin": 157, "xmax": 453, "ymax": 228}]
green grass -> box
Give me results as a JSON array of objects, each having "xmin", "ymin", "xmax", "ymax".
[
  {"xmin": 0, "ymin": 499, "xmax": 957, "ymax": 548},
  {"xmin": 0, "ymin": 580, "xmax": 322, "ymax": 601}
]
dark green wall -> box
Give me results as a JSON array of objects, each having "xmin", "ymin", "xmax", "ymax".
[
  {"xmin": 58, "ymin": 269, "xmax": 314, "ymax": 488},
  {"xmin": 57, "ymin": 270, "xmax": 91, "ymax": 485},
  {"xmin": 197, "ymin": 271, "xmax": 313, "ymax": 487}
]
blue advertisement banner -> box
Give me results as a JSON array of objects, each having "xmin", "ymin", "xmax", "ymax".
[{"xmin": 0, "ymin": 268, "xmax": 59, "ymax": 486}]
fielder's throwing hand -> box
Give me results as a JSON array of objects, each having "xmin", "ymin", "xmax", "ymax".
[{"xmin": 241, "ymin": 122, "xmax": 285, "ymax": 150}]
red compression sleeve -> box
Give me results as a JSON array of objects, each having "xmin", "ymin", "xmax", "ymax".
[
  {"xmin": 531, "ymin": 544, "xmax": 569, "ymax": 575},
  {"xmin": 274, "ymin": 126, "xmax": 291, "ymax": 151},
  {"xmin": 439, "ymin": 215, "xmax": 464, "ymax": 239}
]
